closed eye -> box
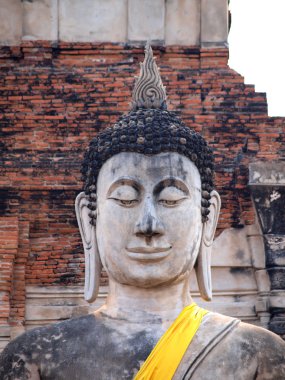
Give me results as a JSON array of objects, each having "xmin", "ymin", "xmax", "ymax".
[
  {"xmin": 108, "ymin": 183, "xmax": 140, "ymax": 207},
  {"xmin": 109, "ymin": 198, "xmax": 139, "ymax": 207},
  {"xmin": 157, "ymin": 185, "xmax": 189, "ymax": 207},
  {"xmin": 158, "ymin": 198, "xmax": 187, "ymax": 207}
]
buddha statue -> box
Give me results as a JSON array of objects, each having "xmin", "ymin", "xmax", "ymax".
[{"xmin": 0, "ymin": 44, "xmax": 284, "ymax": 380}]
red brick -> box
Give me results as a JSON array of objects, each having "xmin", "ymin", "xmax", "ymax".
[{"xmin": 0, "ymin": 42, "xmax": 284, "ymax": 319}]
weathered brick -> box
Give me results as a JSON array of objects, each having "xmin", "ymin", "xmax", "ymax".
[{"xmin": 0, "ymin": 43, "xmax": 284, "ymax": 327}]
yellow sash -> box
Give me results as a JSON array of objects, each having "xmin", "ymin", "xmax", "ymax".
[{"xmin": 134, "ymin": 303, "xmax": 208, "ymax": 380}]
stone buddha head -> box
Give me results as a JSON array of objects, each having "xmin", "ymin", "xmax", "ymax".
[{"xmin": 75, "ymin": 44, "xmax": 221, "ymax": 303}]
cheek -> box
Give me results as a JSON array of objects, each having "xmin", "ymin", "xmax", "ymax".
[
  {"xmin": 96, "ymin": 207, "xmax": 131, "ymax": 279},
  {"xmin": 96, "ymin": 203, "xmax": 137, "ymax": 248},
  {"xmin": 159, "ymin": 202, "xmax": 201, "ymax": 240}
]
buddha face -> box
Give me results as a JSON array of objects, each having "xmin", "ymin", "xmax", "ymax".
[{"xmin": 95, "ymin": 152, "xmax": 203, "ymax": 288}]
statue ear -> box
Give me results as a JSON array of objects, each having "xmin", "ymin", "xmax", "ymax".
[
  {"xmin": 75, "ymin": 192, "xmax": 102, "ymax": 303},
  {"xmin": 195, "ymin": 190, "xmax": 221, "ymax": 301}
]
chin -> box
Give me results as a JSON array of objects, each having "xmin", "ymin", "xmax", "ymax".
[
  {"xmin": 124, "ymin": 276, "xmax": 171, "ymax": 289},
  {"xmin": 111, "ymin": 266, "xmax": 190, "ymax": 289}
]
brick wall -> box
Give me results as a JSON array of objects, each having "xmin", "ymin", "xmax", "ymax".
[
  {"xmin": 0, "ymin": 218, "xmax": 19, "ymax": 325},
  {"xmin": 1, "ymin": 42, "xmax": 284, "ymax": 329}
]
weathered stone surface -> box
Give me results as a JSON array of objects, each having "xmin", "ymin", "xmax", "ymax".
[
  {"xmin": 0, "ymin": 0, "xmax": 22, "ymax": 46},
  {"xmin": 0, "ymin": 325, "xmax": 10, "ymax": 351},
  {"xmin": 165, "ymin": 0, "xmax": 200, "ymax": 46},
  {"xmin": 269, "ymin": 306, "xmax": 285, "ymax": 337},
  {"xmin": 10, "ymin": 326, "xmax": 25, "ymax": 341},
  {"xmin": 128, "ymin": 0, "xmax": 165, "ymax": 42},
  {"xmin": 212, "ymin": 267, "xmax": 258, "ymax": 292},
  {"xmin": 251, "ymin": 186, "xmax": 285, "ymax": 234},
  {"xmin": 0, "ymin": 314, "xmax": 160, "ymax": 379},
  {"xmin": 24, "ymin": 285, "xmax": 106, "ymax": 329},
  {"xmin": 269, "ymin": 307, "xmax": 285, "ymax": 336},
  {"xmin": 0, "ymin": 340, "xmax": 9, "ymax": 352},
  {"xmin": 83, "ymin": 152, "xmax": 214, "ymax": 294},
  {"xmin": 249, "ymin": 161, "xmax": 285, "ymax": 337},
  {"xmin": 59, "ymin": 0, "xmax": 127, "ymax": 42},
  {"xmin": 212, "ymin": 227, "xmax": 252, "ymax": 267},
  {"xmin": 5, "ymin": 45, "xmax": 283, "ymax": 375},
  {"xmin": 269, "ymin": 291, "xmax": 285, "ymax": 308},
  {"xmin": 22, "ymin": 0, "xmax": 58, "ymax": 41},
  {"xmin": 0, "ymin": 0, "xmax": 232, "ymax": 46},
  {"xmin": 264, "ymin": 235, "xmax": 285, "ymax": 267},
  {"xmin": 249, "ymin": 162, "xmax": 285, "ymax": 185},
  {"xmin": 268, "ymin": 268, "xmax": 285, "ymax": 290},
  {"xmin": 24, "ymin": 283, "xmax": 262, "ymax": 328},
  {"xmin": 247, "ymin": 235, "xmax": 266, "ymax": 269},
  {"xmin": 174, "ymin": 316, "xmax": 285, "ymax": 379},
  {"xmin": 255, "ymin": 269, "xmax": 271, "ymax": 292},
  {"xmin": 201, "ymin": 0, "xmax": 228, "ymax": 46},
  {"xmin": 0, "ymin": 0, "xmax": 236, "ymax": 46},
  {"xmin": 1, "ymin": 311, "xmax": 285, "ymax": 379}
]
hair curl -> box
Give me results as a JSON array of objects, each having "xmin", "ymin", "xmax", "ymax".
[{"xmin": 82, "ymin": 107, "xmax": 214, "ymax": 225}]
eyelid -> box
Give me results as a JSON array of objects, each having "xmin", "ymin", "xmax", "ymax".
[
  {"xmin": 157, "ymin": 185, "xmax": 188, "ymax": 200},
  {"xmin": 107, "ymin": 177, "xmax": 141, "ymax": 198},
  {"xmin": 110, "ymin": 199, "xmax": 139, "ymax": 208},
  {"xmin": 158, "ymin": 198, "xmax": 187, "ymax": 207},
  {"xmin": 108, "ymin": 192, "xmax": 139, "ymax": 201},
  {"xmin": 154, "ymin": 177, "xmax": 189, "ymax": 197},
  {"xmin": 107, "ymin": 183, "xmax": 140, "ymax": 202},
  {"xmin": 157, "ymin": 191, "xmax": 188, "ymax": 201},
  {"xmin": 156, "ymin": 186, "xmax": 189, "ymax": 209}
]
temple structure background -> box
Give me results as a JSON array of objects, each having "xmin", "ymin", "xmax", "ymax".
[{"xmin": 0, "ymin": 0, "xmax": 284, "ymax": 350}]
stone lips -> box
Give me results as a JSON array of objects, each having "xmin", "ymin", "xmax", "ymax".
[{"xmin": 82, "ymin": 107, "xmax": 214, "ymax": 225}]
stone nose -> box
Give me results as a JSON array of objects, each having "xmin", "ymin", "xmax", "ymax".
[{"xmin": 134, "ymin": 197, "xmax": 165, "ymax": 238}]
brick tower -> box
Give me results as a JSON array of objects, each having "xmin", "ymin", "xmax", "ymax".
[{"xmin": 0, "ymin": 0, "xmax": 284, "ymax": 350}]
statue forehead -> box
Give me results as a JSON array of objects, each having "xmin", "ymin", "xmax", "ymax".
[{"xmin": 97, "ymin": 152, "xmax": 201, "ymax": 189}]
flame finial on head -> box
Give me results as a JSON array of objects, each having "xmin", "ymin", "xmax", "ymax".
[{"xmin": 132, "ymin": 42, "xmax": 167, "ymax": 110}]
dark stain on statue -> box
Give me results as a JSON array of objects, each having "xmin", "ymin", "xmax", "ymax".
[
  {"xmin": 176, "ymin": 156, "xmax": 188, "ymax": 180},
  {"xmin": 236, "ymin": 249, "xmax": 245, "ymax": 261},
  {"xmin": 10, "ymin": 355, "xmax": 32, "ymax": 380},
  {"xmin": 230, "ymin": 267, "xmax": 241, "ymax": 275},
  {"xmin": 230, "ymin": 267, "xmax": 252, "ymax": 277}
]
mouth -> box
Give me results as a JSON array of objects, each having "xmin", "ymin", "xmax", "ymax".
[{"xmin": 125, "ymin": 246, "xmax": 171, "ymax": 261}]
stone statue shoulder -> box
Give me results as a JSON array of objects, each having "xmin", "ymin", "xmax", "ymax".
[
  {"xmin": 232, "ymin": 320, "xmax": 285, "ymax": 379},
  {"xmin": 0, "ymin": 313, "xmax": 156, "ymax": 380},
  {"xmin": 175, "ymin": 312, "xmax": 285, "ymax": 380},
  {"xmin": 0, "ymin": 314, "xmax": 99, "ymax": 380}
]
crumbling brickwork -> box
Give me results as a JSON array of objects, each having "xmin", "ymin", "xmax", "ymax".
[
  {"xmin": 0, "ymin": 218, "xmax": 19, "ymax": 325},
  {"xmin": 0, "ymin": 42, "xmax": 284, "ymax": 332}
]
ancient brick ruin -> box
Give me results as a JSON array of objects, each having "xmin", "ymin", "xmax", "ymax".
[{"xmin": 0, "ymin": 0, "xmax": 284, "ymax": 349}]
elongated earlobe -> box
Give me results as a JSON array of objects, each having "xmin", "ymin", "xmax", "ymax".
[
  {"xmin": 195, "ymin": 190, "xmax": 221, "ymax": 301},
  {"xmin": 75, "ymin": 192, "xmax": 102, "ymax": 303}
]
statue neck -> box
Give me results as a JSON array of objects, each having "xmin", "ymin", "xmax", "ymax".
[{"xmin": 99, "ymin": 274, "xmax": 193, "ymax": 326}]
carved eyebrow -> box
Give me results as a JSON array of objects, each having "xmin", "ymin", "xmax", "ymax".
[
  {"xmin": 153, "ymin": 177, "xmax": 190, "ymax": 196},
  {"xmin": 107, "ymin": 176, "xmax": 141, "ymax": 197}
]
